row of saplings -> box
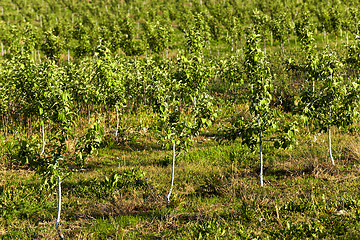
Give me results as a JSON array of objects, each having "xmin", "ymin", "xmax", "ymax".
[{"xmin": 6, "ymin": 31, "xmax": 360, "ymax": 239}]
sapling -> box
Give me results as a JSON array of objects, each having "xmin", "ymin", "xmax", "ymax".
[
  {"xmin": 152, "ymin": 50, "xmax": 215, "ymax": 201},
  {"xmin": 220, "ymin": 31, "xmax": 297, "ymax": 186},
  {"xmin": 40, "ymin": 119, "xmax": 45, "ymax": 156},
  {"xmin": 245, "ymin": 32, "xmax": 273, "ymax": 186},
  {"xmin": 300, "ymin": 48, "xmax": 360, "ymax": 165},
  {"xmin": 155, "ymin": 92, "xmax": 215, "ymax": 202}
]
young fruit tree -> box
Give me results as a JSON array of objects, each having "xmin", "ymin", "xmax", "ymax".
[
  {"xmin": 34, "ymin": 64, "xmax": 74, "ymax": 239},
  {"xmin": 220, "ymin": 32, "xmax": 297, "ymax": 186},
  {"xmin": 300, "ymin": 48, "xmax": 360, "ymax": 165},
  {"xmin": 152, "ymin": 51, "xmax": 215, "ymax": 202}
]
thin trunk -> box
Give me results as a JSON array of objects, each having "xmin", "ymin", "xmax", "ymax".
[
  {"xmin": 103, "ymin": 109, "xmax": 106, "ymax": 135},
  {"xmin": 193, "ymin": 97, "xmax": 197, "ymax": 126},
  {"xmin": 326, "ymin": 33, "xmax": 329, "ymax": 46},
  {"xmin": 258, "ymin": 118, "xmax": 264, "ymax": 187},
  {"xmin": 115, "ymin": 105, "xmax": 119, "ymax": 138},
  {"xmin": 270, "ymin": 31, "xmax": 273, "ymax": 46},
  {"xmin": 27, "ymin": 117, "xmax": 30, "ymax": 139},
  {"xmin": 329, "ymin": 107, "xmax": 335, "ymax": 166},
  {"xmin": 40, "ymin": 121, "xmax": 45, "ymax": 156},
  {"xmin": 56, "ymin": 162, "xmax": 64, "ymax": 239},
  {"xmin": 166, "ymin": 141, "xmax": 176, "ymax": 203},
  {"xmin": 88, "ymin": 105, "xmax": 91, "ymax": 123},
  {"xmin": 335, "ymin": 35, "xmax": 337, "ymax": 48},
  {"xmin": 346, "ymin": 31, "xmax": 349, "ymax": 45}
]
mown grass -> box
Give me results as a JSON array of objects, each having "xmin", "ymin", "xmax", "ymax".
[{"xmin": 1, "ymin": 103, "xmax": 360, "ymax": 239}]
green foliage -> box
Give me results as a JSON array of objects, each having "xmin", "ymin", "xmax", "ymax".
[
  {"xmin": 267, "ymin": 220, "xmax": 325, "ymax": 239},
  {"xmin": 346, "ymin": 36, "xmax": 360, "ymax": 76},
  {"xmin": 244, "ymin": 32, "xmax": 272, "ymax": 120},
  {"xmin": 220, "ymin": 31, "xmax": 297, "ymax": 152},
  {"xmin": 191, "ymin": 219, "xmax": 227, "ymax": 240},
  {"xmin": 73, "ymin": 22, "xmax": 93, "ymax": 59},
  {"xmin": 4, "ymin": 136, "xmax": 39, "ymax": 168},
  {"xmin": 0, "ymin": 183, "xmax": 54, "ymax": 222},
  {"xmin": 118, "ymin": 17, "xmax": 145, "ymax": 56},
  {"xmin": 184, "ymin": 13, "xmax": 211, "ymax": 54},
  {"xmin": 75, "ymin": 121, "xmax": 104, "ymax": 165},
  {"xmin": 142, "ymin": 20, "xmax": 173, "ymax": 54},
  {"xmin": 295, "ymin": 10, "xmax": 315, "ymax": 51},
  {"xmin": 251, "ymin": 9, "xmax": 269, "ymax": 37},
  {"xmin": 299, "ymin": 47, "xmax": 360, "ymax": 132},
  {"xmin": 41, "ymin": 29, "xmax": 62, "ymax": 62},
  {"xmin": 270, "ymin": 11, "xmax": 292, "ymax": 49},
  {"xmin": 76, "ymin": 168, "xmax": 145, "ymax": 199}
]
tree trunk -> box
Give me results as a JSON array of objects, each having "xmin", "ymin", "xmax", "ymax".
[
  {"xmin": 335, "ymin": 35, "xmax": 337, "ymax": 48},
  {"xmin": 40, "ymin": 120, "xmax": 45, "ymax": 156},
  {"xmin": 326, "ymin": 33, "xmax": 329, "ymax": 46},
  {"xmin": 258, "ymin": 119, "xmax": 264, "ymax": 186},
  {"xmin": 328, "ymin": 107, "xmax": 335, "ymax": 166},
  {"xmin": 166, "ymin": 141, "xmax": 176, "ymax": 203},
  {"xmin": 115, "ymin": 105, "xmax": 119, "ymax": 138},
  {"xmin": 56, "ymin": 161, "xmax": 64, "ymax": 239}
]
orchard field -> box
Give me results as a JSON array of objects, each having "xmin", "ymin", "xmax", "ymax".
[{"xmin": 1, "ymin": 0, "xmax": 360, "ymax": 239}]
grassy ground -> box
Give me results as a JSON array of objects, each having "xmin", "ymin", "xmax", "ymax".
[{"xmin": 1, "ymin": 104, "xmax": 360, "ymax": 239}]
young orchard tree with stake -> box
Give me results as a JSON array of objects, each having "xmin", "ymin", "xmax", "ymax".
[
  {"xmin": 153, "ymin": 82, "xmax": 215, "ymax": 203},
  {"xmin": 246, "ymin": 32, "xmax": 274, "ymax": 186},
  {"xmin": 152, "ymin": 42, "xmax": 215, "ymax": 202},
  {"xmin": 93, "ymin": 40, "xmax": 125, "ymax": 137},
  {"xmin": 27, "ymin": 62, "xmax": 74, "ymax": 239},
  {"xmin": 300, "ymin": 48, "xmax": 360, "ymax": 166},
  {"xmin": 220, "ymin": 32, "xmax": 297, "ymax": 186}
]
